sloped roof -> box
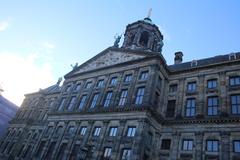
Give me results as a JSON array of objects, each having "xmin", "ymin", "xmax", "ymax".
[
  {"xmin": 0, "ymin": 95, "xmax": 18, "ymax": 137},
  {"xmin": 168, "ymin": 52, "xmax": 240, "ymax": 72}
]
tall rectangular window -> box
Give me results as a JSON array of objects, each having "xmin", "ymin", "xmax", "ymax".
[
  {"xmin": 118, "ymin": 90, "xmax": 128, "ymax": 106},
  {"xmin": 96, "ymin": 79, "xmax": 104, "ymax": 87},
  {"xmin": 135, "ymin": 87, "xmax": 145, "ymax": 105},
  {"xmin": 67, "ymin": 126, "xmax": 75, "ymax": 134},
  {"xmin": 58, "ymin": 98, "xmax": 66, "ymax": 111},
  {"xmin": 110, "ymin": 77, "xmax": 117, "ymax": 86},
  {"xmin": 139, "ymin": 71, "xmax": 149, "ymax": 80},
  {"xmin": 103, "ymin": 91, "xmax": 113, "ymax": 107},
  {"xmin": 56, "ymin": 143, "xmax": 67, "ymax": 159},
  {"xmin": 35, "ymin": 141, "xmax": 46, "ymax": 158},
  {"xmin": 109, "ymin": 127, "xmax": 118, "ymax": 137},
  {"xmin": 69, "ymin": 144, "xmax": 80, "ymax": 160},
  {"xmin": 229, "ymin": 76, "xmax": 240, "ymax": 86},
  {"xmin": 207, "ymin": 79, "xmax": 217, "ymax": 89},
  {"xmin": 124, "ymin": 74, "xmax": 133, "ymax": 82},
  {"xmin": 45, "ymin": 142, "xmax": 56, "ymax": 159},
  {"xmin": 169, "ymin": 84, "xmax": 178, "ymax": 93},
  {"xmin": 56, "ymin": 126, "xmax": 63, "ymax": 134},
  {"xmin": 231, "ymin": 95, "xmax": 240, "ymax": 114},
  {"xmin": 79, "ymin": 127, "xmax": 87, "ymax": 136},
  {"xmin": 74, "ymin": 83, "xmax": 81, "ymax": 91},
  {"xmin": 78, "ymin": 95, "xmax": 87, "ymax": 110},
  {"xmin": 187, "ymin": 82, "xmax": 196, "ymax": 92},
  {"xmin": 166, "ymin": 100, "xmax": 176, "ymax": 117},
  {"xmin": 161, "ymin": 139, "xmax": 171, "ymax": 150},
  {"xmin": 127, "ymin": 127, "xmax": 136, "ymax": 137},
  {"xmin": 67, "ymin": 96, "xmax": 76, "ymax": 111},
  {"xmin": 93, "ymin": 127, "xmax": 101, "ymax": 136},
  {"xmin": 85, "ymin": 82, "xmax": 92, "ymax": 89},
  {"xmin": 207, "ymin": 97, "xmax": 218, "ymax": 115},
  {"xmin": 103, "ymin": 147, "xmax": 112, "ymax": 158},
  {"xmin": 121, "ymin": 149, "xmax": 132, "ymax": 160},
  {"xmin": 206, "ymin": 140, "xmax": 219, "ymax": 152},
  {"xmin": 90, "ymin": 93, "xmax": 99, "ymax": 108},
  {"xmin": 233, "ymin": 140, "xmax": 240, "ymax": 153},
  {"xmin": 185, "ymin": 98, "xmax": 196, "ymax": 117},
  {"xmin": 182, "ymin": 139, "xmax": 193, "ymax": 151}
]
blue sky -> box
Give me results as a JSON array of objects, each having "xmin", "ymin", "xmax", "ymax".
[{"xmin": 0, "ymin": 0, "xmax": 240, "ymax": 105}]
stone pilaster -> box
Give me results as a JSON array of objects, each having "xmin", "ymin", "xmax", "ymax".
[{"xmin": 195, "ymin": 131, "xmax": 203, "ymax": 160}]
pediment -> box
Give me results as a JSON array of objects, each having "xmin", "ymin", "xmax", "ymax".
[{"xmin": 70, "ymin": 48, "xmax": 147, "ymax": 76}]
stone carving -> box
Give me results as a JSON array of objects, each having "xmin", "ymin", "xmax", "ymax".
[
  {"xmin": 113, "ymin": 34, "xmax": 122, "ymax": 47},
  {"xmin": 71, "ymin": 62, "xmax": 78, "ymax": 70}
]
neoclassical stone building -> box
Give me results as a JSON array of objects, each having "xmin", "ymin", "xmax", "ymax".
[{"xmin": 0, "ymin": 16, "xmax": 240, "ymax": 160}]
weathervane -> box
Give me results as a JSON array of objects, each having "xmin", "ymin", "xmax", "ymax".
[{"xmin": 147, "ymin": 8, "xmax": 152, "ymax": 18}]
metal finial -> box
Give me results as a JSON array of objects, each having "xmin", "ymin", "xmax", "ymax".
[{"xmin": 147, "ymin": 8, "xmax": 152, "ymax": 18}]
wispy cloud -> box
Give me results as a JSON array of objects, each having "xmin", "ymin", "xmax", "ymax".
[
  {"xmin": 42, "ymin": 41, "xmax": 56, "ymax": 49},
  {"xmin": 0, "ymin": 21, "xmax": 9, "ymax": 32},
  {"xmin": 0, "ymin": 52, "xmax": 55, "ymax": 106}
]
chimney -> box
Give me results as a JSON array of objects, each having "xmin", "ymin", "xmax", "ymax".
[{"xmin": 174, "ymin": 51, "xmax": 183, "ymax": 64}]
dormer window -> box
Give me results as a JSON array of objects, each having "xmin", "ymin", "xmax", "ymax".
[
  {"xmin": 139, "ymin": 31, "xmax": 149, "ymax": 47},
  {"xmin": 191, "ymin": 60, "xmax": 198, "ymax": 67},
  {"xmin": 229, "ymin": 53, "xmax": 236, "ymax": 60}
]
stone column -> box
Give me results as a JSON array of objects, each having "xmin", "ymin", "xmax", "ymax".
[
  {"xmin": 198, "ymin": 75, "xmax": 204, "ymax": 115},
  {"xmin": 170, "ymin": 132, "xmax": 180, "ymax": 160},
  {"xmin": 195, "ymin": 131, "xmax": 203, "ymax": 160},
  {"xmin": 220, "ymin": 131, "xmax": 230, "ymax": 160}
]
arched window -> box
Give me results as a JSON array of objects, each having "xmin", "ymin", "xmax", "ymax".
[{"xmin": 139, "ymin": 31, "xmax": 149, "ymax": 47}]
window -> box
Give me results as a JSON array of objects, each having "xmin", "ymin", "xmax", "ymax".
[
  {"xmin": 65, "ymin": 85, "xmax": 71, "ymax": 92},
  {"xmin": 182, "ymin": 139, "xmax": 193, "ymax": 151},
  {"xmin": 110, "ymin": 77, "xmax": 117, "ymax": 86},
  {"xmin": 58, "ymin": 98, "xmax": 66, "ymax": 111},
  {"xmin": 79, "ymin": 127, "xmax": 87, "ymax": 136},
  {"xmin": 103, "ymin": 147, "xmax": 112, "ymax": 158},
  {"xmin": 230, "ymin": 76, "xmax": 240, "ymax": 86},
  {"xmin": 118, "ymin": 90, "xmax": 128, "ymax": 106},
  {"xmin": 109, "ymin": 127, "xmax": 118, "ymax": 137},
  {"xmin": 45, "ymin": 126, "xmax": 53, "ymax": 135},
  {"xmin": 207, "ymin": 79, "xmax": 217, "ymax": 89},
  {"xmin": 161, "ymin": 139, "xmax": 171, "ymax": 150},
  {"xmin": 169, "ymin": 84, "xmax": 178, "ymax": 93},
  {"xmin": 69, "ymin": 144, "xmax": 80, "ymax": 160},
  {"xmin": 93, "ymin": 127, "xmax": 101, "ymax": 136},
  {"xmin": 68, "ymin": 126, "xmax": 75, "ymax": 134},
  {"xmin": 35, "ymin": 141, "xmax": 46, "ymax": 158},
  {"xmin": 185, "ymin": 98, "xmax": 196, "ymax": 117},
  {"xmin": 187, "ymin": 82, "xmax": 196, "ymax": 92},
  {"xmin": 207, "ymin": 97, "xmax": 218, "ymax": 116},
  {"xmin": 231, "ymin": 95, "xmax": 240, "ymax": 114},
  {"xmin": 90, "ymin": 93, "xmax": 99, "ymax": 108},
  {"xmin": 103, "ymin": 91, "xmax": 113, "ymax": 107},
  {"xmin": 67, "ymin": 96, "xmax": 76, "ymax": 111},
  {"xmin": 206, "ymin": 140, "xmax": 219, "ymax": 152},
  {"xmin": 85, "ymin": 82, "xmax": 92, "ymax": 89},
  {"xmin": 166, "ymin": 100, "xmax": 176, "ymax": 117},
  {"xmin": 56, "ymin": 143, "xmax": 67, "ymax": 159},
  {"xmin": 74, "ymin": 83, "xmax": 81, "ymax": 91},
  {"xmin": 78, "ymin": 95, "xmax": 87, "ymax": 110},
  {"xmin": 121, "ymin": 149, "xmax": 132, "ymax": 160},
  {"xmin": 127, "ymin": 127, "xmax": 136, "ymax": 137},
  {"xmin": 56, "ymin": 126, "xmax": 63, "ymax": 134},
  {"xmin": 139, "ymin": 71, "xmax": 149, "ymax": 80},
  {"xmin": 124, "ymin": 74, "xmax": 132, "ymax": 82},
  {"xmin": 135, "ymin": 87, "xmax": 145, "ymax": 105},
  {"xmin": 233, "ymin": 140, "xmax": 240, "ymax": 153},
  {"xmin": 139, "ymin": 31, "xmax": 149, "ymax": 47},
  {"xmin": 44, "ymin": 142, "xmax": 56, "ymax": 159},
  {"xmin": 97, "ymin": 79, "xmax": 104, "ymax": 87}
]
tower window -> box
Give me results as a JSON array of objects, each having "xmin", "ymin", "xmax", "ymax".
[{"xmin": 139, "ymin": 31, "xmax": 149, "ymax": 47}]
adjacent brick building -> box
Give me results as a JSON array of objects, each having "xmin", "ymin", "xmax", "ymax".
[{"xmin": 0, "ymin": 16, "xmax": 240, "ymax": 160}]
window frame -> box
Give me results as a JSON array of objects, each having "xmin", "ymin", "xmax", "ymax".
[
  {"xmin": 103, "ymin": 91, "xmax": 113, "ymax": 107},
  {"xmin": 187, "ymin": 82, "xmax": 197, "ymax": 92},
  {"xmin": 206, "ymin": 140, "xmax": 219, "ymax": 152},
  {"xmin": 93, "ymin": 127, "xmax": 101, "ymax": 136},
  {"xmin": 90, "ymin": 93, "xmax": 99, "ymax": 109},
  {"xmin": 139, "ymin": 71, "xmax": 149, "ymax": 80},
  {"xmin": 233, "ymin": 140, "xmax": 240, "ymax": 153},
  {"xmin": 185, "ymin": 98, "xmax": 196, "ymax": 117},
  {"xmin": 135, "ymin": 87, "xmax": 145, "ymax": 105},
  {"xmin": 229, "ymin": 76, "xmax": 240, "ymax": 86},
  {"xmin": 118, "ymin": 89, "xmax": 128, "ymax": 106},
  {"xmin": 109, "ymin": 127, "xmax": 118, "ymax": 137},
  {"xmin": 126, "ymin": 126, "xmax": 136, "ymax": 137},
  {"xmin": 207, "ymin": 79, "xmax": 217, "ymax": 89},
  {"xmin": 207, "ymin": 97, "xmax": 218, "ymax": 116},
  {"xmin": 124, "ymin": 74, "xmax": 133, "ymax": 83},
  {"xmin": 182, "ymin": 139, "xmax": 193, "ymax": 151},
  {"xmin": 231, "ymin": 94, "xmax": 240, "ymax": 114}
]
